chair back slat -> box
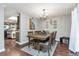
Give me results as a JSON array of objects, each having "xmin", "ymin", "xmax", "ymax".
[
  {"xmin": 53, "ymin": 31, "xmax": 57, "ymax": 40},
  {"xmin": 28, "ymin": 31, "xmax": 33, "ymax": 35},
  {"xmin": 48, "ymin": 32, "xmax": 54, "ymax": 45},
  {"xmin": 48, "ymin": 31, "xmax": 57, "ymax": 45}
]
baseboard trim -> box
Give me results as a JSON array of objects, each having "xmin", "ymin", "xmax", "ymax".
[
  {"xmin": 0, "ymin": 48, "xmax": 5, "ymax": 52},
  {"xmin": 16, "ymin": 41, "xmax": 28, "ymax": 45},
  {"xmin": 55, "ymin": 39, "xmax": 60, "ymax": 41}
]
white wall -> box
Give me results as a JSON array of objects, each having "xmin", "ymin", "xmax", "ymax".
[
  {"xmin": 42, "ymin": 19, "xmax": 51, "ymax": 31},
  {"xmin": 69, "ymin": 7, "xmax": 77, "ymax": 52},
  {"xmin": 69, "ymin": 4, "xmax": 79, "ymax": 52},
  {"xmin": 76, "ymin": 5, "xmax": 79, "ymax": 51},
  {"xmin": 19, "ymin": 12, "xmax": 29, "ymax": 44},
  {"xmin": 56, "ymin": 15, "xmax": 71, "ymax": 41},
  {"xmin": 4, "ymin": 7, "xmax": 18, "ymax": 19},
  {"xmin": 0, "ymin": 6, "xmax": 5, "ymax": 52},
  {"xmin": 42, "ymin": 15, "xmax": 71, "ymax": 41},
  {"xmin": 35, "ymin": 19, "xmax": 43, "ymax": 30}
]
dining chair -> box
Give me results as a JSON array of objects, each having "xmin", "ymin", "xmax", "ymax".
[
  {"xmin": 51, "ymin": 31, "xmax": 57, "ymax": 46},
  {"xmin": 28, "ymin": 31, "xmax": 35, "ymax": 47},
  {"xmin": 28, "ymin": 31, "xmax": 33, "ymax": 35},
  {"xmin": 35, "ymin": 31, "xmax": 42, "ymax": 35},
  {"xmin": 37, "ymin": 32, "xmax": 54, "ymax": 56}
]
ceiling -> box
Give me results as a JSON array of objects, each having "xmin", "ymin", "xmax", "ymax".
[{"xmin": 0, "ymin": 3, "xmax": 77, "ymax": 18}]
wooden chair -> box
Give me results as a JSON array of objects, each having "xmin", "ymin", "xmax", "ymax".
[
  {"xmin": 28, "ymin": 31, "xmax": 34, "ymax": 47},
  {"xmin": 51, "ymin": 31, "xmax": 57, "ymax": 46},
  {"xmin": 28, "ymin": 31, "xmax": 33, "ymax": 35},
  {"xmin": 37, "ymin": 32, "xmax": 54, "ymax": 56},
  {"xmin": 35, "ymin": 31, "xmax": 42, "ymax": 35}
]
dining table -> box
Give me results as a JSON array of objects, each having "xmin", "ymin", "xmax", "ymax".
[
  {"xmin": 27, "ymin": 33, "xmax": 50, "ymax": 45},
  {"xmin": 27, "ymin": 33, "xmax": 50, "ymax": 52}
]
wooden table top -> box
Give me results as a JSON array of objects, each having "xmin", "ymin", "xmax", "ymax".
[{"xmin": 27, "ymin": 34, "xmax": 50, "ymax": 40}]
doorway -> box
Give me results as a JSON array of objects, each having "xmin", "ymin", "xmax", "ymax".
[{"xmin": 4, "ymin": 15, "xmax": 20, "ymax": 47}]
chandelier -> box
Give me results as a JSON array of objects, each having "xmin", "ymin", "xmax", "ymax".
[{"xmin": 40, "ymin": 9, "xmax": 48, "ymax": 20}]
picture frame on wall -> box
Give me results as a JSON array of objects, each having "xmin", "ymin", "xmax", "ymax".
[
  {"xmin": 50, "ymin": 19, "xmax": 52, "ymax": 25},
  {"xmin": 29, "ymin": 18, "xmax": 35, "ymax": 30},
  {"xmin": 53, "ymin": 20, "xmax": 57, "ymax": 29},
  {"xmin": 46, "ymin": 22, "xmax": 48, "ymax": 29}
]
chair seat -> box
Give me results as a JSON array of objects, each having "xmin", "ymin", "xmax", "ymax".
[
  {"xmin": 36, "ymin": 44, "xmax": 49, "ymax": 52},
  {"xmin": 39, "ymin": 42, "xmax": 49, "ymax": 45}
]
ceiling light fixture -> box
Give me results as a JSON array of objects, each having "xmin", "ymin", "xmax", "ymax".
[
  {"xmin": 8, "ymin": 16, "xmax": 17, "ymax": 21},
  {"xmin": 40, "ymin": 9, "xmax": 48, "ymax": 20}
]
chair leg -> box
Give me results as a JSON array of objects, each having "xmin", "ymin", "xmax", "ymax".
[
  {"xmin": 50, "ymin": 45, "xmax": 52, "ymax": 51},
  {"xmin": 37, "ymin": 43, "xmax": 40, "ymax": 53},
  {"xmin": 33, "ymin": 42, "xmax": 34, "ymax": 46},
  {"xmin": 32, "ymin": 41, "xmax": 35, "ymax": 46},
  {"xmin": 38, "ymin": 45, "xmax": 40, "ymax": 53},
  {"xmin": 48, "ymin": 49, "xmax": 50, "ymax": 56},
  {"xmin": 28, "ymin": 37, "xmax": 31, "ymax": 48},
  {"xmin": 28, "ymin": 42, "xmax": 31, "ymax": 48}
]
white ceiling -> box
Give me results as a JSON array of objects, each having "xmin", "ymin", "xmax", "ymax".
[{"xmin": 0, "ymin": 3, "xmax": 77, "ymax": 18}]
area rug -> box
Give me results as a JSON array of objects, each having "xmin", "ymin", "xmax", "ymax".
[{"xmin": 21, "ymin": 41, "xmax": 58, "ymax": 56}]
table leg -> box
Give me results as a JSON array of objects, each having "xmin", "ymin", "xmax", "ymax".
[
  {"xmin": 60, "ymin": 38, "xmax": 63, "ymax": 43},
  {"xmin": 37, "ymin": 41, "xmax": 40, "ymax": 53},
  {"xmin": 28, "ymin": 37, "xmax": 30, "ymax": 47},
  {"xmin": 68, "ymin": 38, "xmax": 69, "ymax": 47}
]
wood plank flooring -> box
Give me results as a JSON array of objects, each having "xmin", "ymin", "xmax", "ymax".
[
  {"xmin": 0, "ymin": 39, "xmax": 78, "ymax": 56},
  {"xmin": 0, "ymin": 39, "xmax": 32, "ymax": 56},
  {"xmin": 53, "ymin": 43, "xmax": 77, "ymax": 56}
]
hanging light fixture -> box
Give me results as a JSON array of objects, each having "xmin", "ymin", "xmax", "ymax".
[{"xmin": 40, "ymin": 9, "xmax": 48, "ymax": 20}]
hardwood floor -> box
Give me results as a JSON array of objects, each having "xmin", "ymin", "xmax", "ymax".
[
  {"xmin": 0, "ymin": 39, "xmax": 78, "ymax": 56},
  {"xmin": 0, "ymin": 39, "xmax": 32, "ymax": 56},
  {"xmin": 53, "ymin": 43, "xmax": 77, "ymax": 56}
]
